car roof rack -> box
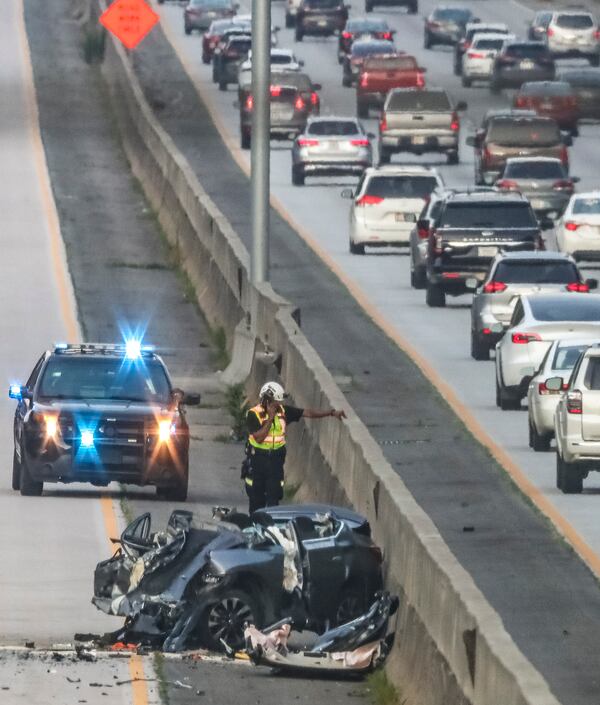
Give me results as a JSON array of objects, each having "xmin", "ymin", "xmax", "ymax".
[{"xmin": 52, "ymin": 342, "xmax": 157, "ymax": 358}]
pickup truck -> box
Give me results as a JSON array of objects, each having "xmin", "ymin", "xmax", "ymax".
[
  {"xmin": 378, "ymin": 88, "xmax": 466, "ymax": 165},
  {"xmin": 424, "ymin": 191, "xmax": 548, "ymax": 307},
  {"xmin": 356, "ymin": 55, "xmax": 425, "ymax": 118}
]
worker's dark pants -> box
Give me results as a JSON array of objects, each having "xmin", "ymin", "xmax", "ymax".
[{"xmin": 245, "ymin": 449, "xmax": 285, "ymax": 514}]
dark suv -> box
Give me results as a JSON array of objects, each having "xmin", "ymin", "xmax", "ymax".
[
  {"xmin": 366, "ymin": 0, "xmax": 416, "ymax": 14},
  {"xmin": 490, "ymin": 41, "xmax": 555, "ymax": 92},
  {"xmin": 295, "ymin": 0, "xmax": 348, "ymax": 40},
  {"xmin": 213, "ymin": 34, "xmax": 252, "ymax": 90},
  {"xmin": 424, "ymin": 192, "xmax": 547, "ymax": 307},
  {"xmin": 9, "ymin": 343, "xmax": 200, "ymax": 499}
]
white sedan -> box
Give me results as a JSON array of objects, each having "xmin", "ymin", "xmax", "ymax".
[
  {"xmin": 527, "ymin": 338, "xmax": 598, "ymax": 451},
  {"xmin": 556, "ymin": 191, "xmax": 600, "ymax": 261},
  {"xmin": 343, "ymin": 165, "xmax": 443, "ymax": 254},
  {"xmin": 461, "ymin": 33, "xmax": 515, "ymax": 87},
  {"xmin": 495, "ymin": 293, "xmax": 600, "ymax": 410}
]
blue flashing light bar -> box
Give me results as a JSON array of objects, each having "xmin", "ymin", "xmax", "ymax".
[
  {"xmin": 9, "ymin": 385, "xmax": 22, "ymax": 400},
  {"xmin": 80, "ymin": 430, "xmax": 95, "ymax": 449}
]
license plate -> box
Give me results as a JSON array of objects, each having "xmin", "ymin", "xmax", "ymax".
[
  {"xmin": 520, "ymin": 59, "xmax": 535, "ymax": 69},
  {"xmin": 412, "ymin": 136, "xmax": 426, "ymax": 145},
  {"xmin": 477, "ymin": 246, "xmax": 497, "ymax": 257}
]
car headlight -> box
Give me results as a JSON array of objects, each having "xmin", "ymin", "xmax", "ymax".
[
  {"xmin": 158, "ymin": 419, "xmax": 177, "ymax": 443},
  {"xmin": 44, "ymin": 415, "xmax": 58, "ymax": 439}
]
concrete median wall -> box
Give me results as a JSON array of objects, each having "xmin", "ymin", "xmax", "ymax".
[{"xmin": 97, "ymin": 11, "xmax": 560, "ymax": 705}]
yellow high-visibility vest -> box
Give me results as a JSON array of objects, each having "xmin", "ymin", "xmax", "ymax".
[{"xmin": 248, "ymin": 404, "xmax": 287, "ymax": 451}]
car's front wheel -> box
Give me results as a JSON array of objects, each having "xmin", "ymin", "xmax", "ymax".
[
  {"xmin": 425, "ymin": 282, "xmax": 446, "ymax": 307},
  {"xmin": 497, "ymin": 378, "xmax": 520, "ymax": 411},
  {"xmin": 19, "ymin": 451, "xmax": 43, "ymax": 497},
  {"xmin": 410, "ymin": 264, "xmax": 427, "ymax": 289},
  {"xmin": 349, "ymin": 240, "xmax": 365, "ymax": 255},
  {"xmin": 557, "ymin": 453, "xmax": 583, "ymax": 494},
  {"xmin": 12, "ymin": 448, "xmax": 21, "ymax": 491},
  {"xmin": 200, "ymin": 590, "xmax": 261, "ymax": 652},
  {"xmin": 291, "ymin": 165, "xmax": 305, "ymax": 186}
]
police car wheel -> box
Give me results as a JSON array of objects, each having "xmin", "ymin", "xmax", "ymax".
[
  {"xmin": 200, "ymin": 589, "xmax": 261, "ymax": 652},
  {"xmin": 19, "ymin": 452, "xmax": 43, "ymax": 497},
  {"xmin": 12, "ymin": 449, "xmax": 21, "ymax": 491}
]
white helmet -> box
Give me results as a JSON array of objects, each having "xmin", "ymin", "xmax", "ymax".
[{"xmin": 259, "ymin": 381, "xmax": 285, "ymax": 402}]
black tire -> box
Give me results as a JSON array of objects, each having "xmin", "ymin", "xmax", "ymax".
[
  {"xmin": 530, "ymin": 420, "xmax": 551, "ymax": 452},
  {"xmin": 295, "ymin": 27, "xmax": 304, "ymax": 41},
  {"xmin": 495, "ymin": 377, "xmax": 501, "ymax": 408},
  {"xmin": 185, "ymin": 25, "xmax": 192, "ymax": 35},
  {"xmin": 411, "ymin": 264, "xmax": 427, "ymax": 290},
  {"xmin": 408, "ymin": 1, "xmax": 417, "ymax": 15},
  {"xmin": 357, "ymin": 100, "xmax": 369, "ymax": 118},
  {"xmin": 291, "ymin": 166, "xmax": 305, "ymax": 186},
  {"xmin": 12, "ymin": 448, "xmax": 21, "ymax": 491},
  {"xmin": 241, "ymin": 129, "xmax": 251, "ymax": 150},
  {"xmin": 200, "ymin": 590, "xmax": 261, "ymax": 652},
  {"xmin": 571, "ymin": 125, "xmax": 579, "ymax": 138},
  {"xmin": 285, "ymin": 13, "xmax": 294, "ymax": 28},
  {"xmin": 378, "ymin": 148, "xmax": 390, "ymax": 165},
  {"xmin": 498, "ymin": 381, "xmax": 520, "ymax": 411},
  {"xmin": 556, "ymin": 452, "xmax": 565, "ymax": 490},
  {"xmin": 453, "ymin": 56, "xmax": 461, "ymax": 76},
  {"xmin": 218, "ymin": 80, "xmax": 227, "ymax": 91},
  {"xmin": 590, "ymin": 54, "xmax": 600, "ymax": 67},
  {"xmin": 471, "ymin": 332, "xmax": 490, "ymax": 361},
  {"xmin": 447, "ymin": 150, "xmax": 459, "ymax": 165},
  {"xmin": 424, "ymin": 32, "xmax": 432, "ymax": 50},
  {"xmin": 350, "ymin": 240, "xmax": 365, "ymax": 255},
  {"xmin": 559, "ymin": 454, "xmax": 583, "ymax": 494},
  {"xmin": 461, "ymin": 75, "xmax": 471, "ymax": 88},
  {"xmin": 342, "ymin": 74, "xmax": 352, "ymax": 88},
  {"xmin": 334, "ymin": 585, "xmax": 366, "ymax": 626},
  {"xmin": 19, "ymin": 452, "xmax": 43, "ymax": 497},
  {"xmin": 490, "ymin": 81, "xmax": 501, "ymax": 95},
  {"xmin": 202, "ymin": 54, "xmax": 211, "ymax": 65},
  {"xmin": 426, "ymin": 282, "xmax": 446, "ymax": 307}
]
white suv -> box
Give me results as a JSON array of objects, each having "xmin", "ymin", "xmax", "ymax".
[
  {"xmin": 554, "ymin": 345, "xmax": 600, "ymax": 492},
  {"xmin": 546, "ymin": 10, "xmax": 600, "ymax": 66}
]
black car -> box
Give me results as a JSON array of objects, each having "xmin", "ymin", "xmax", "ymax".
[
  {"xmin": 92, "ymin": 505, "xmax": 384, "ymax": 652},
  {"xmin": 424, "ymin": 6, "xmax": 477, "ymax": 49},
  {"xmin": 528, "ymin": 10, "xmax": 553, "ymax": 41},
  {"xmin": 342, "ymin": 38, "xmax": 396, "ymax": 87},
  {"xmin": 559, "ymin": 68, "xmax": 600, "ymax": 121},
  {"xmin": 491, "ymin": 41, "xmax": 555, "ymax": 93},
  {"xmin": 295, "ymin": 0, "xmax": 349, "ymax": 41},
  {"xmin": 366, "ymin": 0, "xmax": 416, "ymax": 14},
  {"xmin": 338, "ymin": 17, "xmax": 394, "ymax": 63},
  {"xmin": 183, "ymin": 0, "xmax": 237, "ymax": 35},
  {"xmin": 9, "ymin": 343, "xmax": 200, "ymax": 499},
  {"xmin": 424, "ymin": 191, "xmax": 548, "ymax": 307},
  {"xmin": 213, "ymin": 34, "xmax": 252, "ymax": 90}
]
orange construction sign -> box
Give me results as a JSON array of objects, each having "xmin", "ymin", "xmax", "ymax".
[{"xmin": 100, "ymin": 0, "xmax": 160, "ymax": 50}]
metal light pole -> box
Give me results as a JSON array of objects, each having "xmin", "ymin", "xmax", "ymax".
[{"xmin": 250, "ymin": 0, "xmax": 271, "ymax": 284}]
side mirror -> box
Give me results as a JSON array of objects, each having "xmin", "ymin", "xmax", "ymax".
[
  {"xmin": 456, "ymin": 100, "xmax": 468, "ymax": 111},
  {"xmin": 465, "ymin": 135, "xmax": 476, "ymax": 147},
  {"xmin": 571, "ymin": 176, "xmax": 581, "ymax": 183},
  {"xmin": 561, "ymin": 132, "xmax": 573, "ymax": 147},
  {"xmin": 8, "ymin": 384, "xmax": 24, "ymax": 400},
  {"xmin": 183, "ymin": 392, "xmax": 201, "ymax": 406},
  {"xmin": 545, "ymin": 376, "xmax": 564, "ymax": 392},
  {"xmin": 586, "ymin": 278, "xmax": 598, "ymax": 290},
  {"xmin": 341, "ymin": 188, "xmax": 354, "ymax": 199},
  {"xmin": 312, "ymin": 82, "xmax": 322, "ymax": 91}
]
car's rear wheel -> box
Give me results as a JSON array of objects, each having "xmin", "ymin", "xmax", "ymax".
[
  {"xmin": 218, "ymin": 80, "xmax": 228, "ymax": 91},
  {"xmin": 557, "ymin": 453, "xmax": 583, "ymax": 494},
  {"xmin": 241, "ymin": 129, "xmax": 251, "ymax": 150},
  {"xmin": 411, "ymin": 264, "xmax": 427, "ymax": 289},
  {"xmin": 356, "ymin": 100, "xmax": 369, "ymax": 119},
  {"xmin": 12, "ymin": 448, "xmax": 21, "ymax": 491},
  {"xmin": 285, "ymin": 13, "xmax": 294, "ymax": 28},
  {"xmin": 292, "ymin": 165, "xmax": 305, "ymax": 186},
  {"xmin": 335, "ymin": 585, "xmax": 366, "ymax": 626},
  {"xmin": 200, "ymin": 590, "xmax": 261, "ymax": 652},
  {"xmin": 530, "ymin": 420, "xmax": 551, "ymax": 452},
  {"xmin": 471, "ymin": 332, "xmax": 490, "ymax": 361},
  {"xmin": 425, "ymin": 283, "xmax": 446, "ymax": 307},
  {"xmin": 349, "ymin": 240, "xmax": 365, "ymax": 255},
  {"xmin": 378, "ymin": 148, "xmax": 390, "ymax": 165},
  {"xmin": 19, "ymin": 452, "xmax": 43, "ymax": 497},
  {"xmin": 461, "ymin": 75, "xmax": 471, "ymax": 88},
  {"xmin": 498, "ymin": 381, "xmax": 520, "ymax": 411},
  {"xmin": 447, "ymin": 150, "xmax": 459, "ymax": 165},
  {"xmin": 295, "ymin": 27, "xmax": 304, "ymax": 41}
]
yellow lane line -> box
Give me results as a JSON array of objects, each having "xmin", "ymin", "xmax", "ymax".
[{"xmin": 18, "ymin": 3, "xmax": 151, "ymax": 702}]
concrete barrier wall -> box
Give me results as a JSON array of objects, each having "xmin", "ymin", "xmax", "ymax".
[{"xmin": 98, "ymin": 14, "xmax": 560, "ymax": 705}]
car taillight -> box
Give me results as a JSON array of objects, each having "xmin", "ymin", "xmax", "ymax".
[
  {"xmin": 461, "ymin": 40, "xmax": 471, "ymax": 50},
  {"xmin": 547, "ymin": 27, "xmax": 554, "ymax": 37},
  {"xmin": 295, "ymin": 96, "xmax": 306, "ymax": 111},
  {"xmin": 310, "ymin": 91, "xmax": 319, "ymax": 106},
  {"xmin": 270, "ymin": 85, "xmax": 282, "ymax": 97},
  {"xmin": 567, "ymin": 389, "xmax": 582, "ymax": 414},
  {"xmin": 553, "ymin": 180, "xmax": 574, "ymax": 192},
  {"xmin": 356, "ymin": 194, "xmax": 384, "ymax": 206},
  {"xmin": 245, "ymin": 95, "xmax": 253, "ymax": 110},
  {"xmin": 430, "ymin": 229, "xmax": 443, "ymax": 256},
  {"xmin": 560, "ymin": 145, "xmax": 569, "ymax": 167},
  {"xmin": 342, "ymin": 31, "xmax": 352, "ymax": 39},
  {"xmin": 511, "ymin": 332, "xmax": 542, "ymax": 344},
  {"xmin": 566, "ymin": 281, "xmax": 589, "ymax": 292},
  {"xmin": 565, "ymin": 221, "xmax": 579, "ymax": 231},
  {"xmin": 483, "ymin": 281, "xmax": 507, "ymax": 293},
  {"xmin": 417, "ymin": 224, "xmax": 429, "ymax": 240},
  {"xmin": 379, "ymin": 115, "xmax": 387, "ymax": 132},
  {"xmin": 467, "ymin": 51, "xmax": 485, "ymax": 59},
  {"xmin": 298, "ymin": 138, "xmax": 319, "ymax": 146},
  {"xmin": 595, "ymin": 29, "xmax": 600, "ymax": 40},
  {"xmin": 450, "ymin": 112, "xmax": 459, "ymax": 131},
  {"xmin": 351, "ymin": 138, "xmax": 370, "ymax": 146},
  {"xmin": 514, "ymin": 96, "xmax": 527, "ymax": 108},
  {"xmin": 496, "ymin": 179, "xmax": 519, "ymax": 191},
  {"xmin": 360, "ymin": 72, "xmax": 369, "ymax": 87},
  {"xmin": 381, "ymin": 32, "xmax": 392, "ymax": 40},
  {"xmin": 416, "ymin": 73, "xmax": 425, "ymax": 88}
]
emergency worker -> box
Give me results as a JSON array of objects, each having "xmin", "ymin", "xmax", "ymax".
[{"xmin": 243, "ymin": 381, "xmax": 346, "ymax": 513}]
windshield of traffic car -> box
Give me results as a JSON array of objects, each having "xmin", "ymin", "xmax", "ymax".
[
  {"xmin": 364, "ymin": 55, "xmax": 417, "ymax": 70},
  {"xmin": 487, "ymin": 119, "xmax": 560, "ymax": 146},
  {"xmin": 529, "ymin": 298, "xmax": 600, "ymax": 321},
  {"xmin": 191, "ymin": 0, "xmax": 232, "ymax": 7},
  {"xmin": 38, "ymin": 358, "xmax": 172, "ymax": 403},
  {"xmin": 555, "ymin": 14, "xmax": 594, "ymax": 30},
  {"xmin": 365, "ymin": 175, "xmax": 439, "ymax": 199},
  {"xmin": 467, "ymin": 27, "xmax": 507, "ymax": 41},
  {"xmin": 432, "ymin": 8, "xmax": 471, "ymax": 22},
  {"xmin": 473, "ymin": 38, "xmax": 505, "ymax": 50},
  {"xmin": 352, "ymin": 42, "xmax": 394, "ymax": 57},
  {"xmin": 388, "ymin": 90, "xmax": 450, "ymax": 111},
  {"xmin": 572, "ymin": 197, "xmax": 600, "ymax": 215},
  {"xmin": 494, "ymin": 260, "xmax": 579, "ymax": 284},
  {"xmin": 347, "ymin": 19, "xmax": 387, "ymax": 32},
  {"xmin": 308, "ymin": 120, "xmax": 360, "ymax": 135},
  {"xmin": 505, "ymin": 44, "xmax": 549, "ymax": 58},
  {"xmin": 439, "ymin": 203, "xmax": 538, "ymax": 228},
  {"xmin": 553, "ymin": 344, "xmax": 589, "ymax": 371},
  {"xmin": 534, "ymin": 12, "xmax": 552, "ymax": 26},
  {"xmin": 520, "ymin": 82, "xmax": 572, "ymax": 97},
  {"xmin": 504, "ymin": 161, "xmax": 566, "ymax": 179},
  {"xmin": 305, "ymin": 0, "xmax": 341, "ymax": 8}
]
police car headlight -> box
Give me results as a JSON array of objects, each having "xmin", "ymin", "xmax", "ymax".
[
  {"xmin": 158, "ymin": 419, "xmax": 177, "ymax": 443},
  {"xmin": 44, "ymin": 415, "xmax": 58, "ymax": 439}
]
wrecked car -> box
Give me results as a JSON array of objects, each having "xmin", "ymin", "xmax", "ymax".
[
  {"xmin": 92, "ymin": 504, "xmax": 384, "ymax": 652},
  {"xmin": 244, "ymin": 591, "xmax": 398, "ymax": 674}
]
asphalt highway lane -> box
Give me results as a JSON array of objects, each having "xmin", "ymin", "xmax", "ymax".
[{"xmin": 156, "ymin": 0, "xmax": 600, "ymax": 559}]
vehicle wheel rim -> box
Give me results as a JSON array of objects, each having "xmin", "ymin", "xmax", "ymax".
[{"xmin": 207, "ymin": 597, "xmax": 254, "ymax": 648}]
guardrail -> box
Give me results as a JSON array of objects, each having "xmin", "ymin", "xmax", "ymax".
[{"xmin": 96, "ymin": 6, "xmax": 561, "ymax": 703}]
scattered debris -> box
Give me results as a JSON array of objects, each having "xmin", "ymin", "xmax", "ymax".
[
  {"xmin": 25, "ymin": 642, "xmax": 35, "ymax": 649},
  {"xmin": 66, "ymin": 677, "xmax": 81, "ymax": 684}
]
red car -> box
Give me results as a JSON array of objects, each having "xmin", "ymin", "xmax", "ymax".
[
  {"xmin": 513, "ymin": 81, "xmax": 580, "ymax": 136},
  {"xmin": 202, "ymin": 19, "xmax": 250, "ymax": 64},
  {"xmin": 356, "ymin": 54, "xmax": 425, "ymax": 117}
]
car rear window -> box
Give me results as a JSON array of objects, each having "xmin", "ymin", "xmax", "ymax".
[
  {"xmin": 364, "ymin": 56, "xmax": 417, "ymax": 70},
  {"xmin": 305, "ymin": 0, "xmax": 342, "ymax": 8},
  {"xmin": 347, "ymin": 19, "xmax": 387, "ymax": 31},
  {"xmin": 365, "ymin": 175, "xmax": 439, "ymax": 199},
  {"xmin": 271, "ymin": 72, "xmax": 312, "ymax": 91},
  {"xmin": 388, "ymin": 90, "xmax": 450, "ymax": 111},
  {"xmin": 504, "ymin": 161, "xmax": 565, "ymax": 179},
  {"xmin": 474, "ymin": 38, "xmax": 505, "ymax": 50},
  {"xmin": 271, "ymin": 54, "xmax": 293, "ymax": 64},
  {"xmin": 585, "ymin": 357, "xmax": 600, "ymax": 389},
  {"xmin": 229, "ymin": 38, "xmax": 252, "ymax": 51},
  {"xmin": 573, "ymin": 197, "xmax": 600, "ymax": 215},
  {"xmin": 505, "ymin": 43, "xmax": 550, "ymax": 58},
  {"xmin": 487, "ymin": 119, "xmax": 560, "ymax": 146},
  {"xmin": 494, "ymin": 260, "xmax": 579, "ymax": 284},
  {"xmin": 555, "ymin": 14, "xmax": 594, "ymax": 30},
  {"xmin": 352, "ymin": 42, "xmax": 394, "ymax": 56},
  {"xmin": 561, "ymin": 71, "xmax": 600, "ymax": 87},
  {"xmin": 553, "ymin": 344, "xmax": 589, "ymax": 371},
  {"xmin": 529, "ymin": 297, "xmax": 600, "ymax": 321},
  {"xmin": 520, "ymin": 82, "xmax": 572, "ymax": 96},
  {"xmin": 433, "ymin": 8, "xmax": 471, "ymax": 22},
  {"xmin": 467, "ymin": 27, "xmax": 508, "ymax": 41},
  {"xmin": 439, "ymin": 202, "xmax": 538, "ymax": 228},
  {"xmin": 191, "ymin": 0, "xmax": 232, "ymax": 6},
  {"xmin": 308, "ymin": 120, "xmax": 360, "ymax": 136}
]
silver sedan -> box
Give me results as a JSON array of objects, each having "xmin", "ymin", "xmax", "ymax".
[{"xmin": 291, "ymin": 117, "xmax": 373, "ymax": 186}]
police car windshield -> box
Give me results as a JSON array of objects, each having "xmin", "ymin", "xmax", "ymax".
[{"xmin": 37, "ymin": 357, "xmax": 171, "ymax": 403}]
